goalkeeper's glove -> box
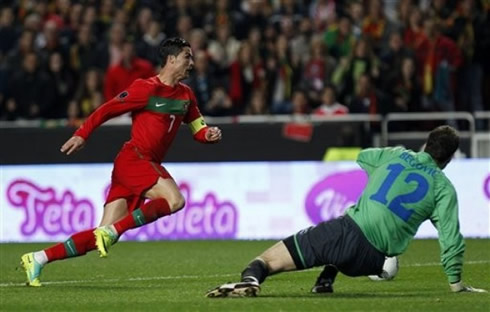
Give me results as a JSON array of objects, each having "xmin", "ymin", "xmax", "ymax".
[{"xmin": 450, "ymin": 281, "xmax": 487, "ymax": 293}]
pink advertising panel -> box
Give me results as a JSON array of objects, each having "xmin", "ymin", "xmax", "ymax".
[{"xmin": 1, "ymin": 160, "xmax": 488, "ymax": 242}]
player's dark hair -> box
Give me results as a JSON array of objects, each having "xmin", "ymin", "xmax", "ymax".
[
  {"xmin": 424, "ymin": 125, "xmax": 459, "ymax": 166},
  {"xmin": 158, "ymin": 37, "xmax": 191, "ymax": 67}
]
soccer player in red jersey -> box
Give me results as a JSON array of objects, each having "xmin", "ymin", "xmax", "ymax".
[{"xmin": 20, "ymin": 37, "xmax": 222, "ymax": 286}]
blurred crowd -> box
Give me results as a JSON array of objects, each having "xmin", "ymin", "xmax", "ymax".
[{"xmin": 0, "ymin": 0, "xmax": 489, "ymax": 125}]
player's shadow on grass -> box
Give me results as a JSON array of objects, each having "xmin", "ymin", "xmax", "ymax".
[{"xmin": 48, "ymin": 285, "xmax": 151, "ymax": 290}]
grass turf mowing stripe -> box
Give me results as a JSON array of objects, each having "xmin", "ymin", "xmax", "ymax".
[{"xmin": 3, "ymin": 260, "xmax": 489, "ymax": 288}]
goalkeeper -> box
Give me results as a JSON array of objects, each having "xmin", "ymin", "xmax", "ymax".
[{"xmin": 206, "ymin": 125, "xmax": 486, "ymax": 297}]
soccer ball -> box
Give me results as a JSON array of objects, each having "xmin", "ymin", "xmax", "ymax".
[{"xmin": 368, "ymin": 256, "xmax": 399, "ymax": 281}]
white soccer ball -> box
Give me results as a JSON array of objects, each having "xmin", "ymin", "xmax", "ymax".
[{"xmin": 368, "ymin": 256, "xmax": 399, "ymax": 281}]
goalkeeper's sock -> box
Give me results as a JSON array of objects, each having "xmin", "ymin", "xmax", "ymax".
[
  {"xmin": 113, "ymin": 198, "xmax": 171, "ymax": 235},
  {"xmin": 241, "ymin": 259, "xmax": 269, "ymax": 284},
  {"xmin": 316, "ymin": 265, "xmax": 338, "ymax": 285},
  {"xmin": 44, "ymin": 229, "xmax": 97, "ymax": 262}
]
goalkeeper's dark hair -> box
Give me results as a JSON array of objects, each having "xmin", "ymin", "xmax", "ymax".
[
  {"xmin": 424, "ymin": 125, "xmax": 459, "ymax": 166},
  {"xmin": 158, "ymin": 37, "xmax": 191, "ymax": 67}
]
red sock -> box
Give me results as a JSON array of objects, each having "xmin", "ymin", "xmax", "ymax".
[
  {"xmin": 114, "ymin": 198, "xmax": 172, "ymax": 235},
  {"xmin": 44, "ymin": 229, "xmax": 97, "ymax": 263}
]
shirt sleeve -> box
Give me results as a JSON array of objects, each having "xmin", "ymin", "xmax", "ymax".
[
  {"xmin": 74, "ymin": 79, "xmax": 150, "ymax": 140},
  {"xmin": 183, "ymin": 88, "xmax": 208, "ymax": 136},
  {"xmin": 430, "ymin": 179, "xmax": 465, "ymax": 284}
]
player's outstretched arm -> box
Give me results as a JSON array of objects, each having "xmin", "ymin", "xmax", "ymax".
[
  {"xmin": 60, "ymin": 135, "xmax": 85, "ymax": 155},
  {"xmin": 450, "ymin": 281, "xmax": 487, "ymax": 293},
  {"xmin": 205, "ymin": 126, "xmax": 222, "ymax": 143}
]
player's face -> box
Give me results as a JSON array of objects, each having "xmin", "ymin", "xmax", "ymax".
[{"xmin": 174, "ymin": 47, "xmax": 194, "ymax": 80}]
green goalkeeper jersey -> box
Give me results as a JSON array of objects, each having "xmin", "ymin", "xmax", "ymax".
[{"xmin": 346, "ymin": 147, "xmax": 465, "ymax": 283}]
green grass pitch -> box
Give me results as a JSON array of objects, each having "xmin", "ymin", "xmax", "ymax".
[{"xmin": 1, "ymin": 239, "xmax": 489, "ymax": 311}]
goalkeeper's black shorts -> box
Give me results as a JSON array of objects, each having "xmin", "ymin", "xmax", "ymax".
[{"xmin": 283, "ymin": 215, "xmax": 385, "ymax": 277}]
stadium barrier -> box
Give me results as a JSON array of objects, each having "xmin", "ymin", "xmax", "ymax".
[
  {"xmin": 1, "ymin": 112, "xmax": 486, "ymax": 164},
  {"xmin": 381, "ymin": 112, "xmax": 477, "ymax": 157}
]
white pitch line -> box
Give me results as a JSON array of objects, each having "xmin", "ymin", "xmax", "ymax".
[
  {"xmin": 2, "ymin": 260, "xmax": 489, "ymax": 288},
  {"xmin": 407, "ymin": 260, "xmax": 490, "ymax": 267}
]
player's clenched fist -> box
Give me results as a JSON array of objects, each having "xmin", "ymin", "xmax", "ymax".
[
  {"xmin": 205, "ymin": 127, "xmax": 222, "ymax": 143},
  {"xmin": 60, "ymin": 135, "xmax": 86, "ymax": 155}
]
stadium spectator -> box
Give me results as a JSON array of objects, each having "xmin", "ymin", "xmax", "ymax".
[
  {"xmin": 301, "ymin": 36, "xmax": 336, "ymax": 103},
  {"xmin": 46, "ymin": 52, "xmax": 75, "ymax": 118},
  {"xmin": 20, "ymin": 37, "xmax": 222, "ymax": 287},
  {"xmin": 113, "ymin": 7, "xmax": 130, "ymax": 29},
  {"xmin": 164, "ymin": 0, "xmax": 200, "ymax": 38},
  {"xmin": 66, "ymin": 2, "xmax": 84, "ymax": 34},
  {"xmin": 103, "ymin": 39, "xmax": 155, "ymax": 100},
  {"xmin": 247, "ymin": 26, "xmax": 268, "ymax": 63},
  {"xmin": 3, "ymin": 30, "xmax": 35, "ymax": 76},
  {"xmin": 452, "ymin": 0, "xmax": 486, "ymax": 125},
  {"xmin": 133, "ymin": 6, "xmax": 153, "ymax": 39},
  {"xmin": 245, "ymin": 89, "xmax": 269, "ymax": 115},
  {"xmin": 290, "ymin": 17, "xmax": 314, "ymax": 66},
  {"xmin": 207, "ymin": 23, "xmax": 241, "ymax": 73},
  {"xmin": 268, "ymin": 34, "xmax": 299, "ymax": 114},
  {"xmin": 427, "ymin": 0, "xmax": 455, "ymax": 26},
  {"xmin": 93, "ymin": 22, "xmax": 126, "ymax": 70},
  {"xmin": 362, "ymin": 0, "xmax": 393, "ymax": 53},
  {"xmin": 97, "ymin": 0, "xmax": 116, "ymax": 35},
  {"xmin": 206, "ymin": 125, "xmax": 487, "ymax": 297},
  {"xmin": 403, "ymin": 7, "xmax": 426, "ymax": 51},
  {"xmin": 69, "ymin": 23, "xmax": 97, "ymax": 75},
  {"xmin": 240, "ymin": 0, "xmax": 270, "ymax": 39},
  {"xmin": 290, "ymin": 89, "xmax": 311, "ymax": 115},
  {"xmin": 68, "ymin": 68, "xmax": 104, "ymax": 125},
  {"xmin": 22, "ymin": 12, "xmax": 42, "ymax": 33},
  {"xmin": 203, "ymin": 0, "xmax": 244, "ymax": 38},
  {"xmin": 81, "ymin": 5, "xmax": 100, "ymax": 37},
  {"xmin": 184, "ymin": 49, "xmax": 221, "ymax": 114},
  {"xmin": 0, "ymin": 7, "xmax": 17, "ymax": 60},
  {"xmin": 175, "ymin": 15, "xmax": 193, "ymax": 42},
  {"xmin": 5, "ymin": 52, "xmax": 55, "ymax": 120},
  {"xmin": 136, "ymin": 19, "xmax": 166, "ymax": 67},
  {"xmin": 204, "ymin": 86, "xmax": 234, "ymax": 116},
  {"xmin": 416, "ymin": 19, "xmax": 462, "ymax": 113},
  {"xmin": 188, "ymin": 28, "xmax": 208, "ymax": 54},
  {"xmin": 332, "ymin": 37, "xmax": 380, "ymax": 103},
  {"xmin": 323, "ymin": 15, "xmax": 356, "ymax": 60},
  {"xmin": 309, "ymin": 0, "xmax": 337, "ymax": 33},
  {"xmin": 36, "ymin": 20, "xmax": 69, "ymax": 71},
  {"xmin": 387, "ymin": 56, "xmax": 422, "ymax": 113},
  {"xmin": 228, "ymin": 41, "xmax": 265, "ymax": 114},
  {"xmin": 379, "ymin": 31, "xmax": 413, "ymax": 88},
  {"xmin": 346, "ymin": 0, "xmax": 364, "ymax": 38},
  {"xmin": 348, "ymin": 73, "xmax": 383, "ymax": 114},
  {"xmin": 313, "ymin": 85, "xmax": 349, "ymax": 116},
  {"xmin": 270, "ymin": 0, "xmax": 305, "ymax": 27},
  {"xmin": 395, "ymin": 0, "xmax": 414, "ymax": 30}
]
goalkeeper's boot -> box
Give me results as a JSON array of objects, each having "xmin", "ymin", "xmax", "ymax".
[
  {"xmin": 311, "ymin": 280, "xmax": 333, "ymax": 293},
  {"xmin": 206, "ymin": 281, "xmax": 260, "ymax": 298},
  {"xmin": 20, "ymin": 253, "xmax": 44, "ymax": 287},
  {"xmin": 94, "ymin": 225, "xmax": 119, "ymax": 258},
  {"xmin": 311, "ymin": 265, "xmax": 337, "ymax": 293}
]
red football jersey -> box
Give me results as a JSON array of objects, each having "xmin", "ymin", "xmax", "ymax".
[{"xmin": 75, "ymin": 76, "xmax": 206, "ymax": 161}]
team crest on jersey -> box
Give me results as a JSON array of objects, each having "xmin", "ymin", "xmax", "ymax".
[
  {"xmin": 183, "ymin": 102, "xmax": 190, "ymax": 112},
  {"xmin": 117, "ymin": 91, "xmax": 129, "ymax": 101}
]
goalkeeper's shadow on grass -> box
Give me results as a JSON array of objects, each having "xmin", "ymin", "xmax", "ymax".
[{"xmin": 259, "ymin": 292, "xmax": 422, "ymax": 299}]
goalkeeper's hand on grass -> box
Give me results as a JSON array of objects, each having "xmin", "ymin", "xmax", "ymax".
[{"xmin": 450, "ymin": 281, "xmax": 487, "ymax": 293}]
